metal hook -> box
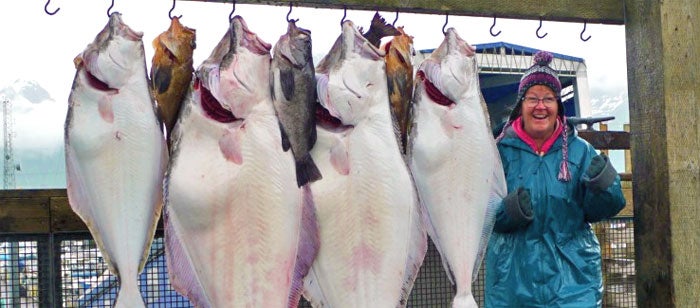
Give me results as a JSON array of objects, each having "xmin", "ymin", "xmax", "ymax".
[
  {"xmin": 340, "ymin": 6, "xmax": 347, "ymax": 25},
  {"xmin": 169, "ymin": 0, "xmax": 182, "ymax": 19},
  {"xmin": 490, "ymin": 16, "xmax": 501, "ymax": 37},
  {"xmin": 392, "ymin": 10, "xmax": 399, "ymax": 26},
  {"xmin": 442, "ymin": 13, "xmax": 449, "ymax": 35},
  {"xmin": 536, "ymin": 17, "xmax": 548, "ymax": 39},
  {"xmin": 107, "ymin": 0, "xmax": 114, "ymax": 17},
  {"xmin": 580, "ymin": 20, "xmax": 591, "ymax": 42},
  {"xmin": 286, "ymin": 2, "xmax": 298, "ymax": 23},
  {"xmin": 229, "ymin": 0, "xmax": 236, "ymax": 22},
  {"xmin": 44, "ymin": 0, "xmax": 60, "ymax": 15}
]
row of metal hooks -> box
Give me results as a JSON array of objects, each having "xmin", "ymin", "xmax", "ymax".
[{"xmin": 43, "ymin": 0, "xmax": 592, "ymax": 42}]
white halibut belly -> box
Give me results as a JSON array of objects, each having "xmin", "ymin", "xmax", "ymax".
[
  {"xmin": 410, "ymin": 101, "xmax": 496, "ymax": 290},
  {"xmin": 167, "ymin": 111, "xmax": 302, "ymax": 307},
  {"xmin": 308, "ymin": 124, "xmax": 419, "ymax": 307},
  {"xmin": 66, "ymin": 80, "xmax": 165, "ymax": 280}
]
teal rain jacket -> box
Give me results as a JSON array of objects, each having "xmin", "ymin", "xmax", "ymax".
[{"xmin": 485, "ymin": 121, "xmax": 626, "ymax": 307}]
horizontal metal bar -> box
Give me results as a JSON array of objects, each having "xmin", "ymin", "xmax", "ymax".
[{"xmin": 178, "ymin": 0, "xmax": 625, "ymax": 24}]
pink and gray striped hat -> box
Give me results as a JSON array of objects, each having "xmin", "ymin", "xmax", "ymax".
[{"xmin": 508, "ymin": 50, "xmax": 564, "ymax": 122}]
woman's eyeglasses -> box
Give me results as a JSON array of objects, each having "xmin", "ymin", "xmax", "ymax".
[{"xmin": 523, "ymin": 96, "xmax": 557, "ymax": 107}]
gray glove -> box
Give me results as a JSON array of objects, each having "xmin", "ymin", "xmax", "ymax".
[
  {"xmin": 584, "ymin": 153, "xmax": 618, "ymax": 191},
  {"xmin": 503, "ymin": 187, "xmax": 533, "ymax": 226}
]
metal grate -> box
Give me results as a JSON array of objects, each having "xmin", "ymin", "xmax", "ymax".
[
  {"xmin": 0, "ymin": 217, "xmax": 635, "ymax": 307},
  {"xmin": 0, "ymin": 234, "xmax": 52, "ymax": 308},
  {"xmin": 595, "ymin": 218, "xmax": 637, "ymax": 308},
  {"xmin": 56, "ymin": 232, "xmax": 191, "ymax": 307}
]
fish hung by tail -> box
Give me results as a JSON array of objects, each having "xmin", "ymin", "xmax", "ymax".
[{"xmin": 362, "ymin": 12, "xmax": 400, "ymax": 48}]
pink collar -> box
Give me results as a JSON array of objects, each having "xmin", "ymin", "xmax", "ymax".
[{"xmin": 512, "ymin": 116, "xmax": 564, "ymax": 155}]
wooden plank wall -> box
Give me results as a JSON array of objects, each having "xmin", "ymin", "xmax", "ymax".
[{"xmin": 0, "ymin": 189, "xmax": 85, "ymax": 234}]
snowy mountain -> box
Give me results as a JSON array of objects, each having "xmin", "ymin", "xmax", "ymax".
[
  {"xmin": 590, "ymin": 91, "xmax": 630, "ymax": 130},
  {"xmin": 1, "ymin": 79, "xmax": 53, "ymax": 105},
  {"xmin": 1, "ymin": 79, "xmax": 66, "ymax": 189}
]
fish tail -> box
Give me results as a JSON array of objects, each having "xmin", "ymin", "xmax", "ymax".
[
  {"xmin": 452, "ymin": 292, "xmax": 478, "ymax": 308},
  {"xmin": 114, "ymin": 278, "xmax": 146, "ymax": 308},
  {"xmin": 363, "ymin": 12, "xmax": 400, "ymax": 47},
  {"xmin": 296, "ymin": 154, "xmax": 323, "ymax": 187}
]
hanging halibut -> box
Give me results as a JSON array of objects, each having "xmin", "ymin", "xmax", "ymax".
[
  {"xmin": 150, "ymin": 16, "xmax": 196, "ymax": 149},
  {"xmin": 303, "ymin": 20, "xmax": 426, "ymax": 308},
  {"xmin": 408, "ymin": 28, "xmax": 507, "ymax": 308},
  {"xmin": 65, "ymin": 13, "xmax": 167, "ymax": 308},
  {"xmin": 164, "ymin": 16, "xmax": 318, "ymax": 307}
]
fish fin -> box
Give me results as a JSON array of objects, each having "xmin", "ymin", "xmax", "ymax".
[
  {"xmin": 218, "ymin": 126, "xmax": 244, "ymax": 165},
  {"xmin": 329, "ymin": 135, "xmax": 350, "ymax": 175},
  {"xmin": 452, "ymin": 294, "xmax": 478, "ymax": 308},
  {"xmin": 163, "ymin": 205, "xmax": 211, "ymax": 307},
  {"xmin": 114, "ymin": 279, "xmax": 146, "ymax": 308},
  {"xmin": 398, "ymin": 197, "xmax": 428, "ymax": 307},
  {"xmin": 363, "ymin": 12, "xmax": 400, "ymax": 47},
  {"xmin": 471, "ymin": 149, "xmax": 507, "ymax": 282},
  {"xmin": 303, "ymin": 267, "xmax": 329, "ymax": 308},
  {"xmin": 152, "ymin": 66, "xmax": 173, "ymax": 95},
  {"xmin": 296, "ymin": 153, "xmax": 323, "ymax": 186},
  {"xmin": 65, "ymin": 146, "xmax": 117, "ymax": 274},
  {"xmin": 278, "ymin": 120, "xmax": 292, "ymax": 152},
  {"xmin": 281, "ymin": 67, "xmax": 295, "ymax": 102},
  {"xmin": 421, "ymin": 199, "xmax": 457, "ymax": 285},
  {"xmin": 98, "ymin": 96, "xmax": 115, "ymax": 123},
  {"xmin": 288, "ymin": 186, "xmax": 320, "ymax": 307}
]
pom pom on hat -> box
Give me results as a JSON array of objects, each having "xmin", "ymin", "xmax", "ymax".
[{"xmin": 533, "ymin": 50, "xmax": 553, "ymax": 66}]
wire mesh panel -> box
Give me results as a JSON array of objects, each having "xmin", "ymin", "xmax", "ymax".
[
  {"xmin": 0, "ymin": 217, "xmax": 635, "ymax": 307},
  {"xmin": 407, "ymin": 239, "xmax": 457, "ymax": 307},
  {"xmin": 0, "ymin": 234, "xmax": 51, "ymax": 308},
  {"xmin": 595, "ymin": 218, "xmax": 636, "ymax": 308},
  {"xmin": 56, "ymin": 232, "xmax": 192, "ymax": 308}
]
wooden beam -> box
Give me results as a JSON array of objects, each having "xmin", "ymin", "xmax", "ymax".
[
  {"xmin": 0, "ymin": 197, "xmax": 50, "ymax": 233},
  {"xmin": 578, "ymin": 130, "xmax": 630, "ymax": 150},
  {"xmin": 179, "ymin": 0, "xmax": 625, "ymax": 24},
  {"xmin": 626, "ymin": 0, "xmax": 700, "ymax": 307}
]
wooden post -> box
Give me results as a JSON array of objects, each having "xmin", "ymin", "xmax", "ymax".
[
  {"xmin": 599, "ymin": 123, "xmax": 609, "ymax": 156},
  {"xmin": 624, "ymin": 124, "xmax": 632, "ymax": 173},
  {"xmin": 625, "ymin": 0, "xmax": 700, "ymax": 306}
]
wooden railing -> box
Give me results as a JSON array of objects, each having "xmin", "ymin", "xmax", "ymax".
[{"xmin": 0, "ymin": 124, "xmax": 631, "ymax": 233}]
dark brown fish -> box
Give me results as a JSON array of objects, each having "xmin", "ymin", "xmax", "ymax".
[
  {"xmin": 271, "ymin": 20, "xmax": 322, "ymax": 187},
  {"xmin": 384, "ymin": 27, "xmax": 415, "ymax": 155},
  {"xmin": 362, "ymin": 12, "xmax": 400, "ymax": 48},
  {"xmin": 150, "ymin": 17, "xmax": 196, "ymax": 148}
]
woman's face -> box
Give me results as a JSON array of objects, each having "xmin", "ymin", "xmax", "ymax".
[{"xmin": 521, "ymin": 85, "xmax": 559, "ymax": 142}]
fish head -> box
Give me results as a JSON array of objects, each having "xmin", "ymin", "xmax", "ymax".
[
  {"xmin": 384, "ymin": 27, "xmax": 415, "ymax": 68},
  {"xmin": 315, "ymin": 20, "xmax": 386, "ymax": 126},
  {"xmin": 214, "ymin": 16, "xmax": 272, "ymax": 119},
  {"xmin": 74, "ymin": 13, "xmax": 144, "ymax": 91},
  {"xmin": 274, "ymin": 21, "xmax": 312, "ymax": 69},
  {"xmin": 152, "ymin": 17, "xmax": 196, "ymax": 66},
  {"xmin": 417, "ymin": 28, "xmax": 478, "ymax": 105}
]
